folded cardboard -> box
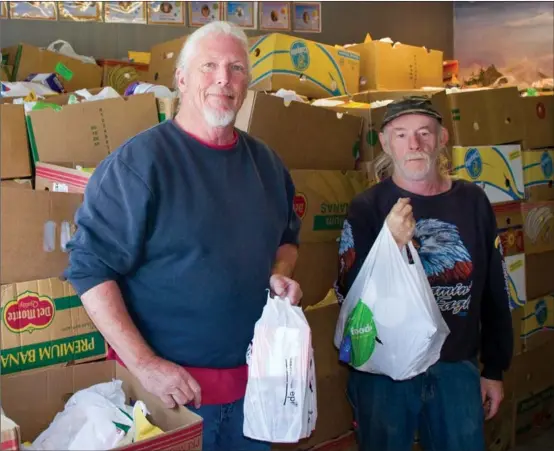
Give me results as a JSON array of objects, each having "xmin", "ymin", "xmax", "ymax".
[
  {"xmin": 447, "ymin": 87, "xmax": 524, "ymax": 146},
  {"xmin": 522, "ymin": 148, "xmax": 554, "ymax": 202},
  {"xmin": 249, "ymin": 34, "xmax": 360, "ymax": 99},
  {"xmin": 146, "ymin": 34, "xmax": 188, "ymax": 87},
  {"xmin": 493, "ymin": 202, "xmax": 525, "ymax": 256},
  {"xmin": 346, "ymin": 34, "xmax": 443, "ymax": 91},
  {"xmin": 1, "ymin": 360, "xmax": 203, "ymax": 450},
  {"xmin": 10, "ymin": 43, "xmax": 103, "ymax": 92},
  {"xmin": 451, "ymin": 145, "xmax": 525, "ymax": 204},
  {"xmin": 0, "ymin": 101, "xmax": 32, "ymax": 180},
  {"xmin": 1, "ymin": 277, "xmax": 106, "ymax": 375},
  {"xmin": 291, "ymin": 170, "xmax": 371, "ymax": 243},
  {"xmin": 505, "ymin": 254, "xmax": 527, "ymax": 310},
  {"xmin": 236, "ymin": 91, "xmax": 362, "ymax": 170},
  {"xmin": 521, "ymin": 294, "xmax": 554, "ymax": 353},
  {"xmin": 29, "ymin": 93, "xmax": 159, "ymax": 192},
  {"xmin": 0, "ymin": 178, "xmax": 32, "ymax": 189},
  {"xmin": 521, "ymin": 201, "xmax": 554, "ymax": 255},
  {"xmin": 521, "ymin": 95, "xmax": 554, "ymax": 150},
  {"xmin": 1, "ymin": 188, "xmax": 83, "ymax": 284},
  {"xmin": 525, "ymin": 251, "xmax": 554, "ymax": 300},
  {"xmin": 315, "ymin": 89, "xmax": 451, "ymax": 162}
]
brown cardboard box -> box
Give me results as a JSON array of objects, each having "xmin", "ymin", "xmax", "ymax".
[
  {"xmin": 521, "ymin": 95, "xmax": 554, "ymax": 150},
  {"xmin": 10, "ymin": 43, "xmax": 103, "ymax": 92},
  {"xmin": 525, "ymin": 251, "xmax": 554, "ymax": 300},
  {"xmin": 291, "ymin": 170, "xmax": 371, "ymax": 243},
  {"xmin": 294, "ymin": 242, "xmax": 338, "ymax": 307},
  {"xmin": 236, "ymin": 91, "xmax": 362, "ymax": 170},
  {"xmin": 512, "ymin": 307, "xmax": 524, "ymax": 356},
  {"xmin": 314, "ymin": 89, "xmax": 451, "ymax": 162},
  {"xmin": 1, "ymin": 277, "xmax": 106, "ymax": 375},
  {"xmin": 521, "ymin": 295, "xmax": 554, "ymax": 353},
  {"xmin": 146, "ymin": 34, "xmax": 188, "ymax": 87},
  {"xmin": 447, "ymin": 87, "xmax": 524, "ymax": 146},
  {"xmin": 1, "ymin": 178, "xmax": 32, "ymax": 189},
  {"xmin": 1, "ymin": 360, "xmax": 203, "ymax": 450},
  {"xmin": 0, "ymin": 188, "xmax": 83, "ymax": 284},
  {"xmin": 308, "ymin": 432, "xmax": 356, "ymax": 451},
  {"xmin": 493, "ymin": 201, "xmax": 525, "ymax": 257},
  {"xmin": 513, "ymin": 344, "xmax": 554, "ymax": 445},
  {"xmin": 522, "ymin": 148, "xmax": 554, "ymax": 202},
  {"xmin": 0, "ymin": 101, "xmax": 32, "ymax": 180},
  {"xmin": 347, "ymin": 35, "xmax": 443, "ymax": 91},
  {"xmin": 485, "ymin": 399, "xmax": 514, "ymax": 451},
  {"xmin": 29, "ymin": 94, "xmax": 159, "ymax": 192},
  {"xmin": 521, "ymin": 201, "xmax": 554, "ymax": 255}
]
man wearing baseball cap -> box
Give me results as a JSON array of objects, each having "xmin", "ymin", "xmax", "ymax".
[{"xmin": 335, "ymin": 96, "xmax": 513, "ymax": 451}]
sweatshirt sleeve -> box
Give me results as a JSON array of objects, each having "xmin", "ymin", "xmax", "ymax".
[
  {"xmin": 63, "ymin": 154, "xmax": 154, "ymax": 296},
  {"xmin": 279, "ymin": 169, "xmax": 301, "ymax": 247},
  {"xmin": 480, "ymin": 200, "xmax": 514, "ymax": 381}
]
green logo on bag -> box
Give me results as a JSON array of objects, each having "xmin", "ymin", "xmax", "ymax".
[{"xmin": 341, "ymin": 300, "xmax": 377, "ymax": 367}]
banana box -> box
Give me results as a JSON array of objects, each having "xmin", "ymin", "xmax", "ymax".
[
  {"xmin": 521, "ymin": 295, "xmax": 554, "ymax": 353},
  {"xmin": 291, "ymin": 170, "xmax": 372, "ymax": 243},
  {"xmin": 521, "ymin": 201, "xmax": 554, "ymax": 255},
  {"xmin": 522, "ymin": 148, "xmax": 554, "ymax": 202},
  {"xmin": 451, "ymin": 145, "xmax": 525, "ymax": 204},
  {"xmin": 505, "ymin": 254, "xmax": 527, "ymax": 310},
  {"xmin": 249, "ymin": 34, "xmax": 360, "ymax": 99},
  {"xmin": 493, "ymin": 201, "xmax": 525, "ymax": 257}
]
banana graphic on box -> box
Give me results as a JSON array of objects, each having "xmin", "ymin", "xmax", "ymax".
[
  {"xmin": 524, "ymin": 205, "xmax": 554, "ymax": 245},
  {"xmin": 504, "ymin": 254, "xmax": 526, "ymax": 310}
]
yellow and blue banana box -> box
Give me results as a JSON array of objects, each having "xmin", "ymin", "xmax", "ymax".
[
  {"xmin": 521, "ymin": 294, "xmax": 554, "ymax": 353},
  {"xmin": 522, "ymin": 148, "xmax": 554, "ymax": 202},
  {"xmin": 452, "ymin": 144, "xmax": 525, "ymax": 204},
  {"xmin": 249, "ymin": 34, "xmax": 360, "ymax": 99},
  {"xmin": 505, "ymin": 254, "xmax": 527, "ymax": 310}
]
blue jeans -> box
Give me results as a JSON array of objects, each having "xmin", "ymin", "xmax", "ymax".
[
  {"xmin": 347, "ymin": 360, "xmax": 485, "ymax": 451},
  {"xmin": 187, "ymin": 397, "xmax": 270, "ymax": 451}
]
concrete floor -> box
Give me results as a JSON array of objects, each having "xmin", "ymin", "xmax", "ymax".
[{"xmin": 512, "ymin": 428, "xmax": 554, "ymax": 451}]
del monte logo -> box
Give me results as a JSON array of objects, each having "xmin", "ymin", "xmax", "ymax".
[
  {"xmin": 293, "ymin": 193, "xmax": 308, "ymax": 219},
  {"xmin": 3, "ymin": 291, "xmax": 55, "ymax": 334},
  {"xmin": 465, "ymin": 147, "xmax": 483, "ymax": 179},
  {"xmin": 290, "ymin": 41, "xmax": 310, "ymax": 72}
]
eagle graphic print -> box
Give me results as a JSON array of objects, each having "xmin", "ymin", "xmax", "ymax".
[{"xmin": 413, "ymin": 219, "xmax": 473, "ymax": 316}]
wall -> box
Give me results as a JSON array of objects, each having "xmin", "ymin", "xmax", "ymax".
[{"xmin": 0, "ymin": 2, "xmax": 453, "ymax": 59}]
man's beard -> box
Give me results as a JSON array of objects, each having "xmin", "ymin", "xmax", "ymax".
[{"xmin": 202, "ymin": 107, "xmax": 236, "ymax": 127}]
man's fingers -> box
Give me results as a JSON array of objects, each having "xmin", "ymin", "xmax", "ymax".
[
  {"xmin": 169, "ymin": 388, "xmax": 191, "ymax": 406},
  {"xmin": 187, "ymin": 377, "xmax": 202, "ymax": 408},
  {"xmin": 288, "ymin": 284, "xmax": 303, "ymax": 305},
  {"xmin": 161, "ymin": 394, "xmax": 176, "ymax": 409},
  {"xmin": 487, "ymin": 398, "xmax": 501, "ymax": 420}
]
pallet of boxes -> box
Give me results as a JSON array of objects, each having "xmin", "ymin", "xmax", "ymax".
[
  {"xmin": 0, "ymin": 43, "xmax": 204, "ymax": 450},
  {"xmin": 447, "ymin": 86, "xmax": 554, "ymax": 450}
]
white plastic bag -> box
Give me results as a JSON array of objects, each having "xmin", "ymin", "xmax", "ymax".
[
  {"xmin": 334, "ymin": 222, "xmax": 450, "ymax": 381},
  {"xmin": 244, "ymin": 294, "xmax": 316, "ymax": 443},
  {"xmin": 46, "ymin": 40, "xmax": 97, "ymax": 65}
]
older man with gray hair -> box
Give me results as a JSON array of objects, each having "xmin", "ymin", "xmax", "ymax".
[
  {"xmin": 64, "ymin": 21, "xmax": 301, "ymax": 451},
  {"xmin": 336, "ymin": 97, "xmax": 513, "ymax": 451}
]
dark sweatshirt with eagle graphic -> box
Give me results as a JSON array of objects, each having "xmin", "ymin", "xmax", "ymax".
[{"xmin": 336, "ymin": 177, "xmax": 513, "ymax": 381}]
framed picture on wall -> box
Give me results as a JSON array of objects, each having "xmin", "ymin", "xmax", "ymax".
[
  {"xmin": 224, "ymin": 2, "xmax": 256, "ymax": 29},
  {"xmin": 148, "ymin": 1, "xmax": 185, "ymax": 25},
  {"xmin": 259, "ymin": 1, "xmax": 291, "ymax": 31},
  {"xmin": 105, "ymin": 1, "xmax": 147, "ymax": 24},
  {"xmin": 0, "ymin": 2, "xmax": 7, "ymax": 19},
  {"xmin": 188, "ymin": 2, "xmax": 222, "ymax": 27},
  {"xmin": 292, "ymin": 2, "xmax": 321, "ymax": 33},
  {"xmin": 58, "ymin": 1, "xmax": 103, "ymax": 22},
  {"xmin": 10, "ymin": 1, "xmax": 58, "ymax": 21}
]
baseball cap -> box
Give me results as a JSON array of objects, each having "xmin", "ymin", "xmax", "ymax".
[{"xmin": 381, "ymin": 96, "xmax": 443, "ymax": 130}]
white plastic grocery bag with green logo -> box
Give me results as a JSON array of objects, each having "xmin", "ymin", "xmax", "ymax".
[{"xmin": 334, "ymin": 222, "xmax": 450, "ymax": 380}]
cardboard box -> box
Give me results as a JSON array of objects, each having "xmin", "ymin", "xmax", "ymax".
[
  {"xmin": 249, "ymin": 34, "xmax": 360, "ymax": 99},
  {"xmin": 1, "ymin": 277, "xmax": 106, "ymax": 375},
  {"xmin": 521, "ymin": 201, "xmax": 554, "ymax": 255},
  {"xmin": 28, "ymin": 94, "xmax": 159, "ymax": 193},
  {"xmin": 447, "ymin": 87, "xmax": 524, "ymax": 146},
  {"xmin": 525, "ymin": 251, "xmax": 554, "ymax": 300},
  {"xmin": 505, "ymin": 254, "xmax": 527, "ymax": 310},
  {"xmin": 513, "ymin": 344, "xmax": 554, "ymax": 445},
  {"xmin": 485, "ymin": 399, "xmax": 514, "ymax": 451},
  {"xmin": 146, "ymin": 35, "xmax": 188, "ymax": 87},
  {"xmin": 305, "ymin": 432, "xmax": 356, "ymax": 451},
  {"xmin": 315, "ymin": 89, "xmax": 451, "ymax": 162},
  {"xmin": 347, "ymin": 35, "xmax": 443, "ymax": 91},
  {"xmin": 10, "ymin": 43, "xmax": 103, "ymax": 92},
  {"xmin": 521, "ymin": 95, "xmax": 554, "ymax": 150},
  {"xmin": 294, "ymin": 242, "xmax": 338, "ymax": 307},
  {"xmin": 0, "ymin": 178, "xmax": 32, "ymax": 189},
  {"xmin": 493, "ymin": 202, "xmax": 525, "ymax": 256},
  {"xmin": 521, "ymin": 295, "xmax": 554, "ymax": 353},
  {"xmin": 522, "ymin": 148, "xmax": 554, "ymax": 202},
  {"xmin": 291, "ymin": 170, "xmax": 371, "ymax": 243},
  {"xmin": 1, "ymin": 360, "xmax": 203, "ymax": 450},
  {"xmin": 0, "ymin": 101, "xmax": 32, "ymax": 180},
  {"xmin": 512, "ymin": 307, "xmax": 524, "ymax": 356},
  {"xmin": 451, "ymin": 145, "xmax": 525, "ymax": 204},
  {"xmin": 236, "ymin": 91, "xmax": 362, "ymax": 170},
  {"xmin": 0, "ymin": 188, "xmax": 83, "ymax": 284}
]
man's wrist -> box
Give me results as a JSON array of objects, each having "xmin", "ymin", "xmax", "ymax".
[{"xmin": 272, "ymin": 260, "xmax": 294, "ymax": 278}]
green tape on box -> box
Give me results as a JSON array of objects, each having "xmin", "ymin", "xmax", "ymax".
[{"xmin": 55, "ymin": 62, "xmax": 73, "ymax": 81}]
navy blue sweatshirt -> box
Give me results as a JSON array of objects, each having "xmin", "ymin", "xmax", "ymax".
[
  {"xmin": 64, "ymin": 120, "xmax": 301, "ymax": 369},
  {"xmin": 336, "ymin": 178, "xmax": 513, "ymax": 380}
]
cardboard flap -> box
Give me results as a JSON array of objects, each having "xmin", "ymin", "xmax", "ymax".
[
  {"xmin": 0, "ymin": 103, "xmax": 31, "ymax": 179},
  {"xmin": 0, "ymin": 188, "xmax": 83, "ymax": 284},
  {"xmin": 305, "ymin": 303, "xmax": 341, "ymax": 379},
  {"xmin": 146, "ymin": 35, "xmax": 188, "ymax": 85}
]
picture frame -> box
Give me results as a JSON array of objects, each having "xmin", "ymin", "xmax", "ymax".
[
  {"xmin": 104, "ymin": 1, "xmax": 147, "ymax": 24},
  {"xmin": 292, "ymin": 2, "xmax": 321, "ymax": 33},
  {"xmin": 147, "ymin": 1, "xmax": 185, "ymax": 25},
  {"xmin": 9, "ymin": 1, "xmax": 58, "ymax": 21},
  {"xmin": 224, "ymin": 1, "xmax": 256, "ymax": 29},
  {"xmin": 58, "ymin": 1, "xmax": 103, "ymax": 22},
  {"xmin": 259, "ymin": 1, "xmax": 291, "ymax": 31},
  {"xmin": 188, "ymin": 2, "xmax": 222, "ymax": 27},
  {"xmin": 0, "ymin": 2, "xmax": 8, "ymax": 19}
]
